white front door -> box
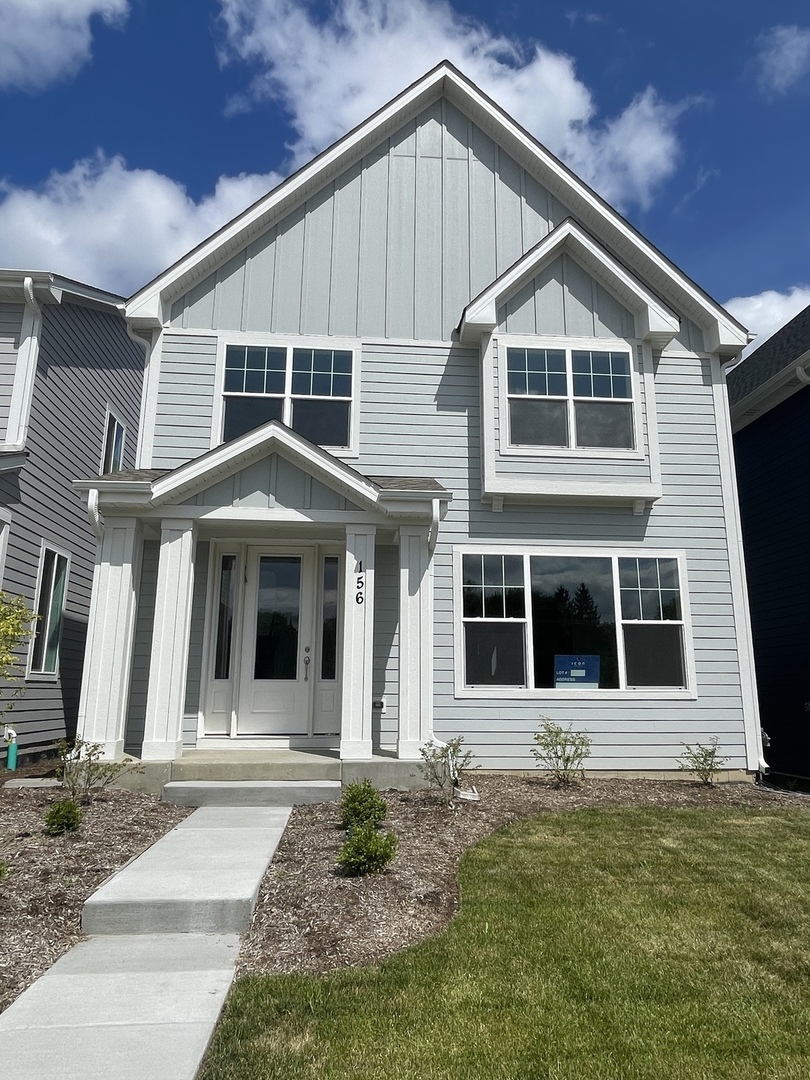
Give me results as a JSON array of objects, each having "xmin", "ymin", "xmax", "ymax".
[{"xmin": 236, "ymin": 548, "xmax": 315, "ymax": 735}]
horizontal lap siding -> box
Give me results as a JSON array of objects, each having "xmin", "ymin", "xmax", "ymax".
[
  {"xmin": 125, "ymin": 540, "xmax": 158, "ymax": 752},
  {"xmin": 153, "ymin": 334, "xmax": 217, "ymax": 468},
  {"xmin": 360, "ymin": 345, "xmax": 745, "ymax": 770},
  {"xmin": 0, "ymin": 304, "xmax": 23, "ymax": 442},
  {"xmin": 4, "ymin": 304, "xmax": 143, "ymax": 749}
]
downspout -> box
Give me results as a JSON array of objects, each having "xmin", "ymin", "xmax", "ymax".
[
  {"xmin": 86, "ymin": 488, "xmax": 103, "ymax": 540},
  {"xmin": 428, "ymin": 498, "xmax": 441, "ymax": 557},
  {"xmin": 721, "ymin": 355, "xmax": 769, "ymax": 776},
  {"xmin": 795, "ymin": 362, "xmax": 810, "ymax": 385}
]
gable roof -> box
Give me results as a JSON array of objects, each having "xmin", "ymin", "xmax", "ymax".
[
  {"xmin": 727, "ymin": 301, "xmax": 810, "ymax": 429},
  {"xmin": 126, "ymin": 61, "xmax": 747, "ymax": 357}
]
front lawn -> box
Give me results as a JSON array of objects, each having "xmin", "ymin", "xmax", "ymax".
[{"xmin": 201, "ymin": 806, "xmax": 810, "ymax": 1080}]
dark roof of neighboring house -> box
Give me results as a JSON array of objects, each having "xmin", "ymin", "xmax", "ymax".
[
  {"xmin": 99, "ymin": 468, "xmax": 168, "ymax": 481},
  {"xmin": 728, "ymin": 302, "xmax": 810, "ymax": 406}
]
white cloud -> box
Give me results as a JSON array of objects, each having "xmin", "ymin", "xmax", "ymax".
[
  {"xmin": 725, "ymin": 285, "xmax": 810, "ymax": 357},
  {"xmin": 0, "ymin": 153, "xmax": 282, "ymax": 295},
  {"xmin": 755, "ymin": 25, "xmax": 810, "ymax": 97},
  {"xmin": 0, "ymin": 0, "xmax": 129, "ymax": 92},
  {"xmin": 218, "ymin": 0, "xmax": 685, "ymax": 210}
]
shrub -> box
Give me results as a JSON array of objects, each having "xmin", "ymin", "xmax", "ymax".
[
  {"xmin": 337, "ymin": 821, "xmax": 398, "ymax": 876},
  {"xmin": 418, "ymin": 736, "xmax": 478, "ymax": 802},
  {"xmin": 57, "ymin": 738, "xmax": 142, "ymax": 804},
  {"xmin": 0, "ymin": 591, "xmax": 36, "ymax": 715},
  {"xmin": 341, "ymin": 778, "xmax": 387, "ymax": 831},
  {"xmin": 532, "ymin": 719, "xmax": 592, "ymax": 786},
  {"xmin": 44, "ymin": 798, "xmax": 83, "ymax": 835},
  {"xmin": 678, "ymin": 738, "xmax": 727, "ymax": 785}
]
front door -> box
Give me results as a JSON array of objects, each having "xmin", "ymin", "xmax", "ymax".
[{"xmin": 236, "ymin": 549, "xmax": 315, "ymax": 734}]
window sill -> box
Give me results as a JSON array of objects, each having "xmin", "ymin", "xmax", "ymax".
[
  {"xmin": 481, "ymin": 476, "xmax": 662, "ymax": 505},
  {"xmin": 455, "ymin": 687, "xmax": 696, "ymax": 701}
]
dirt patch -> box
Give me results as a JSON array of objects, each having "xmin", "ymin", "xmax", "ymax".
[
  {"xmin": 237, "ymin": 775, "xmax": 808, "ymax": 977},
  {"xmin": 0, "ymin": 783, "xmax": 190, "ymax": 1012}
]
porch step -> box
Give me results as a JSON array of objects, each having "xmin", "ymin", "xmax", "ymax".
[
  {"xmin": 162, "ymin": 779, "xmax": 342, "ymax": 807},
  {"xmin": 82, "ymin": 806, "xmax": 290, "ymax": 935},
  {"xmin": 169, "ymin": 749, "xmax": 341, "ymax": 783}
]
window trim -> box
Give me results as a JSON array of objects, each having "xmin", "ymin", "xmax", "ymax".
[
  {"xmin": 27, "ymin": 542, "xmax": 70, "ymax": 680},
  {"xmin": 100, "ymin": 406, "xmax": 126, "ymax": 474},
  {"xmin": 495, "ymin": 334, "xmax": 645, "ymax": 460},
  {"xmin": 453, "ymin": 544, "xmax": 696, "ymax": 700},
  {"xmin": 212, "ymin": 333, "xmax": 361, "ymax": 458}
]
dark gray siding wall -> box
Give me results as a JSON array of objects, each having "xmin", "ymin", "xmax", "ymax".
[
  {"xmin": 0, "ymin": 302, "xmax": 143, "ymax": 750},
  {"xmin": 359, "ymin": 343, "xmax": 746, "ymax": 770},
  {"xmin": 168, "ymin": 100, "xmax": 571, "ymax": 342},
  {"xmin": 734, "ymin": 386, "xmax": 810, "ymax": 776},
  {"xmin": 0, "ymin": 304, "xmax": 23, "ymax": 442}
]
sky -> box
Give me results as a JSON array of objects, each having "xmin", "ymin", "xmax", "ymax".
[{"xmin": 1, "ymin": 0, "xmax": 810, "ymax": 351}]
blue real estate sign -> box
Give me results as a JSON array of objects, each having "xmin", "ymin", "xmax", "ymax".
[{"xmin": 554, "ymin": 654, "xmax": 600, "ymax": 689}]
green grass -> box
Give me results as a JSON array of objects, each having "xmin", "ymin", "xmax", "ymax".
[{"xmin": 200, "ymin": 808, "xmax": 810, "ymax": 1080}]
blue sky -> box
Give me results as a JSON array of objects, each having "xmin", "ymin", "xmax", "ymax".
[{"xmin": 2, "ymin": 0, "xmax": 810, "ymax": 346}]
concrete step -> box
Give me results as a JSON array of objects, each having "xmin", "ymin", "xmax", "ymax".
[
  {"xmin": 82, "ymin": 806, "xmax": 290, "ymax": 935},
  {"xmin": 169, "ymin": 749, "xmax": 341, "ymax": 782},
  {"xmin": 161, "ymin": 778, "xmax": 341, "ymax": 806}
]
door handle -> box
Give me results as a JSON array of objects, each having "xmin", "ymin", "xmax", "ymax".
[{"xmin": 303, "ymin": 654, "xmax": 311, "ymax": 682}]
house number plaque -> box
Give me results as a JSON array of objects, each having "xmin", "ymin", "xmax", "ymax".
[{"xmin": 355, "ymin": 562, "xmax": 365, "ymax": 605}]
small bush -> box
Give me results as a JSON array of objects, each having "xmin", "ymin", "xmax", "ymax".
[
  {"xmin": 418, "ymin": 736, "xmax": 478, "ymax": 802},
  {"xmin": 678, "ymin": 738, "xmax": 727, "ymax": 785},
  {"xmin": 341, "ymin": 778, "xmax": 387, "ymax": 831},
  {"xmin": 532, "ymin": 719, "xmax": 591, "ymax": 786},
  {"xmin": 44, "ymin": 798, "xmax": 83, "ymax": 835},
  {"xmin": 337, "ymin": 821, "xmax": 398, "ymax": 876},
  {"xmin": 57, "ymin": 738, "xmax": 142, "ymax": 804}
]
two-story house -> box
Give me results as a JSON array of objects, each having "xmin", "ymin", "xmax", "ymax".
[
  {"xmin": 73, "ymin": 62, "xmax": 765, "ymax": 781},
  {"xmin": 0, "ymin": 272, "xmax": 143, "ymax": 757}
]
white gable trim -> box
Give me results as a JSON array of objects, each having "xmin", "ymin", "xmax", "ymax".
[{"xmin": 458, "ymin": 219, "xmax": 680, "ymax": 349}]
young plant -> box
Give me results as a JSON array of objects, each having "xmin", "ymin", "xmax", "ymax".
[
  {"xmin": 337, "ymin": 821, "xmax": 398, "ymax": 876},
  {"xmin": 532, "ymin": 719, "xmax": 592, "ymax": 786},
  {"xmin": 44, "ymin": 798, "xmax": 83, "ymax": 835},
  {"xmin": 0, "ymin": 591, "xmax": 36, "ymax": 715},
  {"xmin": 418, "ymin": 736, "xmax": 478, "ymax": 802},
  {"xmin": 340, "ymin": 778, "xmax": 387, "ymax": 832},
  {"xmin": 57, "ymin": 738, "xmax": 142, "ymax": 804},
  {"xmin": 678, "ymin": 738, "xmax": 727, "ymax": 786}
]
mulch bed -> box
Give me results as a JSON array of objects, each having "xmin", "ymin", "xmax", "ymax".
[{"xmin": 1, "ymin": 769, "xmax": 806, "ymax": 1013}]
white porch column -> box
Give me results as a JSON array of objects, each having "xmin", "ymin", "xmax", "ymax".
[
  {"xmin": 141, "ymin": 518, "xmax": 196, "ymax": 761},
  {"xmin": 397, "ymin": 527, "xmax": 433, "ymax": 758},
  {"xmin": 339, "ymin": 526, "xmax": 376, "ymax": 760},
  {"xmin": 76, "ymin": 517, "xmax": 141, "ymax": 759}
]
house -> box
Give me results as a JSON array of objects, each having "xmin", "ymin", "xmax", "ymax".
[
  {"xmin": 73, "ymin": 62, "xmax": 765, "ymax": 781},
  {"xmin": 0, "ymin": 272, "xmax": 143, "ymax": 758},
  {"xmin": 727, "ymin": 303, "xmax": 810, "ymax": 779}
]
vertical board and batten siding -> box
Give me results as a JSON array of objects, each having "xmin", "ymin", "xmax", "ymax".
[
  {"xmin": 0, "ymin": 304, "xmax": 23, "ymax": 442},
  {"xmin": 733, "ymin": 386, "xmax": 810, "ymax": 776},
  {"xmin": 152, "ymin": 333, "xmax": 217, "ymax": 469},
  {"xmin": 167, "ymin": 99, "xmax": 569, "ymax": 343},
  {"xmin": 358, "ymin": 343, "xmax": 746, "ymax": 770},
  {"xmin": 1, "ymin": 303, "xmax": 143, "ymax": 749}
]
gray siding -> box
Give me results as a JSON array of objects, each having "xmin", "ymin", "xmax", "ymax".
[
  {"xmin": 153, "ymin": 333, "xmax": 217, "ymax": 469},
  {"xmin": 0, "ymin": 304, "xmax": 22, "ymax": 443},
  {"xmin": 357, "ymin": 342, "xmax": 745, "ymax": 771},
  {"xmin": 372, "ymin": 543, "xmax": 399, "ymax": 750},
  {"xmin": 184, "ymin": 541, "xmax": 209, "ymax": 744},
  {"xmin": 168, "ymin": 100, "xmax": 570, "ymax": 342},
  {"xmin": 1, "ymin": 302, "xmax": 143, "ymax": 750},
  {"xmin": 125, "ymin": 540, "xmax": 158, "ymax": 752},
  {"xmin": 497, "ymin": 253, "xmax": 635, "ymax": 338}
]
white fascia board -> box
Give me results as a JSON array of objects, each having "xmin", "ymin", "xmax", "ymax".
[
  {"xmin": 441, "ymin": 70, "xmax": 746, "ymax": 347},
  {"xmin": 460, "ymin": 220, "xmax": 679, "ymax": 346},
  {"xmin": 125, "ymin": 67, "xmax": 450, "ymax": 325},
  {"xmin": 0, "ymin": 270, "xmax": 123, "ymax": 311},
  {"xmin": 150, "ymin": 422, "xmax": 382, "ymax": 510}
]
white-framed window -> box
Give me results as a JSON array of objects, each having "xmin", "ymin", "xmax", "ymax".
[
  {"xmin": 504, "ymin": 343, "xmax": 636, "ymax": 451},
  {"xmin": 29, "ymin": 544, "xmax": 69, "ymax": 677},
  {"xmin": 222, "ymin": 343, "xmax": 355, "ymax": 449},
  {"xmin": 458, "ymin": 548, "xmax": 690, "ymax": 695},
  {"xmin": 101, "ymin": 408, "xmax": 125, "ymax": 474}
]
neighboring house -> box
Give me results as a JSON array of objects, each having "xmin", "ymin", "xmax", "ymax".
[
  {"xmin": 74, "ymin": 62, "xmax": 765, "ymax": 778},
  {"xmin": 727, "ymin": 303, "xmax": 810, "ymax": 779},
  {"xmin": 0, "ymin": 272, "xmax": 143, "ymax": 756}
]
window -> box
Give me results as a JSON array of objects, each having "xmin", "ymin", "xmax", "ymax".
[
  {"xmin": 461, "ymin": 552, "xmax": 686, "ymax": 691},
  {"xmin": 30, "ymin": 546, "xmax": 69, "ymax": 676},
  {"xmin": 101, "ymin": 410, "xmax": 125, "ymax": 473},
  {"xmin": 223, "ymin": 344, "xmax": 353, "ymax": 448},
  {"xmin": 506, "ymin": 346, "xmax": 634, "ymax": 450}
]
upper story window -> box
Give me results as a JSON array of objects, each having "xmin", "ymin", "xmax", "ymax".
[
  {"xmin": 505, "ymin": 346, "xmax": 634, "ymax": 450},
  {"xmin": 101, "ymin": 410, "xmax": 125, "ymax": 473},
  {"xmin": 223, "ymin": 344, "xmax": 353, "ymax": 448}
]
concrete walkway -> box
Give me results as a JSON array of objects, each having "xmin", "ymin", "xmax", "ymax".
[{"xmin": 0, "ymin": 803, "xmax": 293, "ymax": 1080}]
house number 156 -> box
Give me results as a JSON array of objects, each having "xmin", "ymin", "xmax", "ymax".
[{"xmin": 355, "ymin": 563, "xmax": 365, "ymax": 605}]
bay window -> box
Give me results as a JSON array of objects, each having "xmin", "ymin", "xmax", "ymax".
[{"xmin": 461, "ymin": 551, "xmax": 687, "ymax": 692}]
